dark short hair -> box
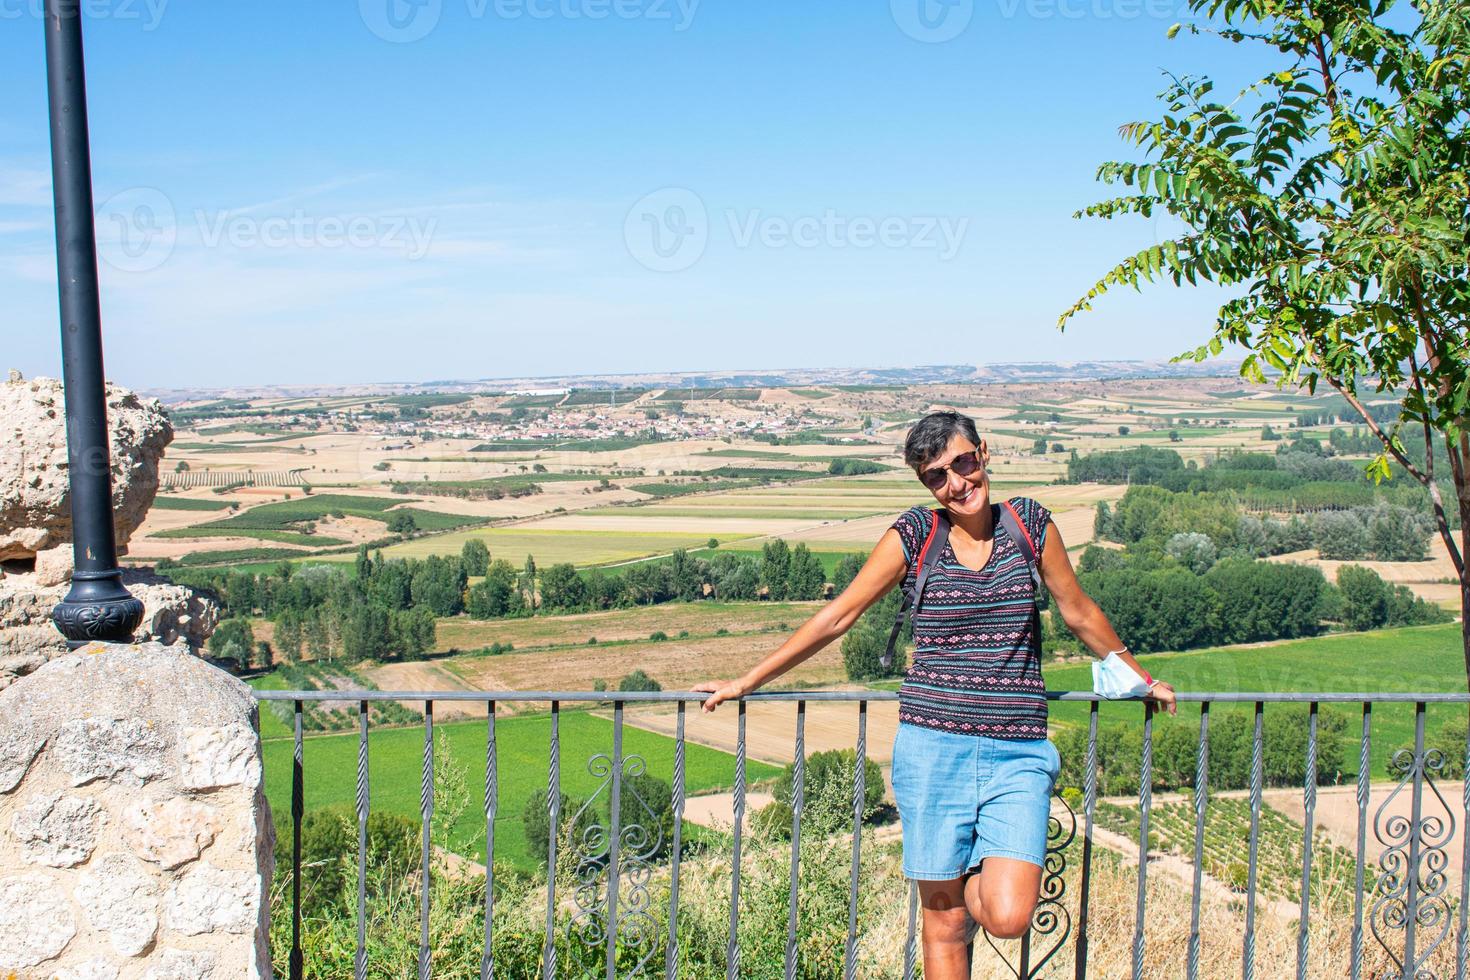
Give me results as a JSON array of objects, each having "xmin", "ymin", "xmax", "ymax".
[{"xmin": 904, "ymin": 411, "xmax": 981, "ymax": 471}]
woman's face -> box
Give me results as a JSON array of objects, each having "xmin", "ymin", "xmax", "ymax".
[{"xmin": 917, "ymin": 432, "xmax": 990, "ymax": 517}]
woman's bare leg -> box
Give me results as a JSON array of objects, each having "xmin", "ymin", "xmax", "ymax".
[
  {"xmin": 962, "ymin": 857, "xmax": 1043, "ymax": 940},
  {"xmin": 918, "ymin": 878, "xmax": 973, "ymax": 980}
]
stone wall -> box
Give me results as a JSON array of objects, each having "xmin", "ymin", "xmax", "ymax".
[{"xmin": 0, "ymin": 642, "xmax": 273, "ymax": 979}]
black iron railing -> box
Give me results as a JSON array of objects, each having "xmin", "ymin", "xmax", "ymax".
[{"xmin": 254, "ymin": 689, "xmax": 1470, "ymax": 979}]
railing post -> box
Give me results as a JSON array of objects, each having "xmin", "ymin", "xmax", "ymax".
[
  {"xmin": 1188, "ymin": 701, "xmax": 1210, "ymax": 980},
  {"xmin": 1243, "ymin": 700, "xmax": 1264, "ymax": 980},
  {"xmin": 727, "ymin": 699, "xmax": 746, "ymax": 980},
  {"xmin": 1132, "ymin": 701, "xmax": 1153, "ymax": 980},
  {"xmin": 1352, "ymin": 701, "xmax": 1371, "ymax": 980}
]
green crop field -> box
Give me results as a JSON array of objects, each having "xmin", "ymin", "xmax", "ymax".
[
  {"xmin": 1039, "ymin": 624, "xmax": 1465, "ymax": 775},
  {"xmin": 149, "ymin": 497, "xmax": 233, "ymax": 511},
  {"xmin": 345, "ymin": 527, "xmax": 755, "ymax": 567},
  {"xmin": 157, "ymin": 493, "xmax": 485, "ymax": 544},
  {"xmin": 258, "ymin": 709, "xmax": 780, "ymax": 869}
]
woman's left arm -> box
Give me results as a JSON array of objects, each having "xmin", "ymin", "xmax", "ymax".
[{"xmin": 1038, "ymin": 518, "xmax": 1178, "ymax": 716}]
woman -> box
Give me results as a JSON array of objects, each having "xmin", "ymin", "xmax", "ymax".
[{"xmin": 694, "ymin": 411, "xmax": 1176, "ymax": 978}]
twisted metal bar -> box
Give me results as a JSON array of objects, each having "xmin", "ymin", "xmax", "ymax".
[
  {"xmin": 356, "ymin": 701, "xmax": 369, "ymax": 980},
  {"xmin": 291, "ymin": 701, "xmax": 303, "ymax": 980},
  {"xmin": 1131, "ymin": 703, "xmax": 1153, "ymax": 980},
  {"xmin": 1074, "ymin": 701, "xmax": 1098, "ymax": 980},
  {"xmin": 1297, "ymin": 703, "xmax": 1318, "ymax": 980},
  {"xmin": 1353, "ymin": 702, "xmax": 1371, "ymax": 980},
  {"xmin": 844, "ymin": 700, "xmax": 867, "ymax": 980},
  {"xmin": 784, "ymin": 700, "xmax": 806, "ymax": 980},
  {"xmin": 483, "ymin": 702, "xmax": 497, "ymax": 980},
  {"xmin": 419, "ymin": 701, "xmax": 434, "ymax": 980},
  {"xmin": 665, "ymin": 703, "xmax": 686, "ymax": 980},
  {"xmin": 606, "ymin": 703, "xmax": 625, "ymax": 978},
  {"xmin": 727, "ymin": 700, "xmax": 746, "ymax": 980},
  {"xmin": 1244, "ymin": 701, "xmax": 1264, "ymax": 980},
  {"xmin": 1188, "ymin": 702, "xmax": 1209, "ymax": 980},
  {"xmin": 1458, "ymin": 716, "xmax": 1470, "ymax": 980},
  {"xmin": 543, "ymin": 702, "xmax": 560, "ymax": 980},
  {"xmin": 903, "ymin": 879, "xmax": 919, "ymax": 980}
]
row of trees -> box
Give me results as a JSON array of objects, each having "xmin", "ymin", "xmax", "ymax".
[
  {"xmin": 1097, "ymin": 485, "xmax": 1436, "ymax": 563},
  {"xmin": 1075, "ymin": 546, "xmax": 1447, "ymax": 654}
]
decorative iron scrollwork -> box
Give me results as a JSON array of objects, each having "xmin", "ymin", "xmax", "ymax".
[
  {"xmin": 979, "ymin": 789, "xmax": 1077, "ymax": 978},
  {"xmin": 1370, "ymin": 746, "xmax": 1456, "ymax": 979},
  {"xmin": 567, "ymin": 753, "xmax": 663, "ymax": 974}
]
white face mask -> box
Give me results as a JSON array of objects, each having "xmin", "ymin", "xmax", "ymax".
[{"xmin": 1092, "ymin": 652, "xmax": 1153, "ymax": 699}]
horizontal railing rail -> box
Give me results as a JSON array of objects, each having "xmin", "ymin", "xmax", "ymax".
[{"xmin": 254, "ymin": 689, "xmax": 1470, "ymax": 980}]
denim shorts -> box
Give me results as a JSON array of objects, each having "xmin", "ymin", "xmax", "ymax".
[{"xmin": 889, "ymin": 722, "xmax": 1061, "ymax": 880}]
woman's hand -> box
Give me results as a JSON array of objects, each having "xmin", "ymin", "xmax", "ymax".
[
  {"xmin": 1148, "ymin": 681, "xmax": 1178, "ymax": 716},
  {"xmin": 691, "ymin": 678, "xmax": 750, "ymax": 713}
]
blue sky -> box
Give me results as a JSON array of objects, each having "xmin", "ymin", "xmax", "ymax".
[{"xmin": 0, "ymin": 0, "xmax": 1251, "ymax": 388}]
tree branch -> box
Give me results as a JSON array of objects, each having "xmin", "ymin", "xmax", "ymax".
[{"xmin": 1303, "ymin": 339, "xmax": 1431, "ymax": 484}]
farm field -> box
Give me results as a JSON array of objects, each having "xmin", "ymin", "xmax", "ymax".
[
  {"xmin": 257, "ymin": 709, "xmax": 781, "ymax": 870},
  {"xmin": 322, "ymin": 527, "xmax": 755, "ymax": 568}
]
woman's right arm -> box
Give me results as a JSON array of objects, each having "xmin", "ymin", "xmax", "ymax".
[{"xmin": 691, "ymin": 529, "xmax": 909, "ymax": 713}]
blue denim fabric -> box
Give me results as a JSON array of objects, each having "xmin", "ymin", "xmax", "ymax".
[{"xmin": 889, "ymin": 722, "xmax": 1061, "ymax": 879}]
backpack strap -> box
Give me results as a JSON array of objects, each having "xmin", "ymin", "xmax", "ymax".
[
  {"xmin": 997, "ymin": 500, "xmax": 1047, "ymax": 610},
  {"xmin": 882, "ymin": 509, "xmax": 950, "ymax": 671}
]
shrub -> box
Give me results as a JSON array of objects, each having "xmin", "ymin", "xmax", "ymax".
[
  {"xmin": 753, "ymin": 749, "xmax": 887, "ymax": 840},
  {"xmin": 619, "ymin": 670, "xmax": 662, "ymax": 692}
]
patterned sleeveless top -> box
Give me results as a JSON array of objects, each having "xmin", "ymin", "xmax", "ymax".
[{"xmin": 890, "ymin": 497, "xmax": 1052, "ymax": 740}]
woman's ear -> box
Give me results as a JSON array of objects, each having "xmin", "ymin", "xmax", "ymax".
[{"xmin": 979, "ymin": 438, "xmax": 990, "ymax": 464}]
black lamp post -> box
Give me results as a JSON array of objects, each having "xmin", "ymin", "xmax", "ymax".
[{"xmin": 45, "ymin": 0, "xmax": 144, "ymax": 645}]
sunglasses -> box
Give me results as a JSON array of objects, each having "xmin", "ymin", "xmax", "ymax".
[{"xmin": 917, "ymin": 450, "xmax": 983, "ymax": 491}]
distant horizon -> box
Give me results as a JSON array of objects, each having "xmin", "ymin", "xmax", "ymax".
[{"xmin": 124, "ymin": 356, "xmax": 1247, "ymax": 402}]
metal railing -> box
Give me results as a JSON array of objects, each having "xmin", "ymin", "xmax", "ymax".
[{"xmin": 254, "ymin": 689, "xmax": 1470, "ymax": 979}]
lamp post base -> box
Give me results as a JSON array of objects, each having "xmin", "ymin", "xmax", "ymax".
[{"xmin": 51, "ymin": 568, "xmax": 145, "ymax": 646}]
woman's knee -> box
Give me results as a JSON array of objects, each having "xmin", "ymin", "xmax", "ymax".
[
  {"xmin": 921, "ymin": 905, "xmax": 972, "ymax": 945},
  {"xmin": 977, "ymin": 896, "xmax": 1035, "ymax": 940}
]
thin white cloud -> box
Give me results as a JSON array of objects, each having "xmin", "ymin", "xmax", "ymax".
[{"xmin": 0, "ymin": 165, "xmax": 51, "ymax": 207}]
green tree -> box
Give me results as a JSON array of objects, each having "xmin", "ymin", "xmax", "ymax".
[
  {"xmin": 520, "ymin": 555, "xmax": 538, "ymax": 614},
  {"xmin": 1337, "ymin": 565, "xmax": 1390, "ymax": 632},
  {"xmin": 831, "ymin": 553, "xmax": 865, "ymax": 594},
  {"xmin": 460, "ymin": 538, "xmax": 490, "ymax": 577},
  {"xmin": 842, "ymin": 588, "xmax": 905, "ymax": 679},
  {"xmin": 540, "ymin": 563, "xmax": 588, "ymax": 610},
  {"xmin": 386, "ymin": 510, "xmax": 417, "ymax": 534},
  {"xmin": 207, "ymin": 618, "xmax": 255, "ymax": 669},
  {"xmin": 618, "ymin": 670, "xmax": 662, "ymax": 692},
  {"xmin": 786, "ymin": 544, "xmax": 826, "ymax": 601},
  {"xmin": 760, "ymin": 539, "xmax": 792, "ymax": 601},
  {"xmin": 1062, "ymin": 0, "xmax": 1470, "ymax": 684}
]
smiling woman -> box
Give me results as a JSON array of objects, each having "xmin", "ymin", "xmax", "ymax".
[{"xmin": 694, "ymin": 409, "xmax": 1177, "ymax": 979}]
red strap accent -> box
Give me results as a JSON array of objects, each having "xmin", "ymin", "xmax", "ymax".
[
  {"xmin": 1002, "ymin": 500, "xmax": 1038, "ymax": 556},
  {"xmin": 914, "ymin": 509, "xmax": 941, "ymax": 570}
]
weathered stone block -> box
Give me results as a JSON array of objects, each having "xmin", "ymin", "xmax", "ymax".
[
  {"xmin": 179, "ymin": 723, "xmax": 260, "ymax": 790},
  {"xmin": 0, "ymin": 873, "xmax": 77, "ymax": 969},
  {"xmin": 164, "ymin": 862, "xmax": 259, "ymax": 936},
  {"xmin": 76, "ymin": 853, "xmax": 159, "ymax": 957},
  {"xmin": 122, "ymin": 797, "xmax": 219, "ymax": 870},
  {"xmin": 10, "ymin": 791, "xmax": 102, "ymax": 867},
  {"xmin": 142, "ymin": 948, "xmax": 217, "ymax": 980},
  {"xmin": 54, "ymin": 717, "xmax": 169, "ymax": 788},
  {"xmin": 50, "ymin": 957, "xmax": 122, "ymax": 980}
]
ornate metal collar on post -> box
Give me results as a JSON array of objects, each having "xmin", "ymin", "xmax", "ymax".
[{"xmin": 44, "ymin": 0, "xmax": 144, "ymax": 646}]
